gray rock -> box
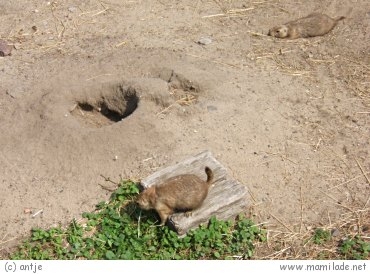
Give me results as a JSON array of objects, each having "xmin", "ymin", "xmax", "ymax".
[
  {"xmin": 207, "ymin": 105, "xmax": 217, "ymax": 112},
  {"xmin": 68, "ymin": 6, "xmax": 77, "ymax": 13},
  {"xmin": 0, "ymin": 40, "xmax": 12, "ymax": 57},
  {"xmin": 197, "ymin": 37, "xmax": 212, "ymax": 45},
  {"xmin": 331, "ymin": 228, "xmax": 340, "ymax": 237}
]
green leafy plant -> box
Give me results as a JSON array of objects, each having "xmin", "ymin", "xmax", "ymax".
[
  {"xmin": 339, "ymin": 235, "xmax": 370, "ymax": 260},
  {"xmin": 312, "ymin": 228, "xmax": 331, "ymax": 245},
  {"xmin": 10, "ymin": 180, "xmax": 265, "ymax": 260}
]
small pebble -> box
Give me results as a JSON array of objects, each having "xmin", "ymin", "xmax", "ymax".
[
  {"xmin": 0, "ymin": 40, "xmax": 12, "ymax": 57},
  {"xmin": 24, "ymin": 208, "xmax": 32, "ymax": 214},
  {"xmin": 331, "ymin": 228, "xmax": 340, "ymax": 237},
  {"xmin": 207, "ymin": 105, "xmax": 217, "ymax": 111},
  {"xmin": 68, "ymin": 6, "xmax": 77, "ymax": 13},
  {"xmin": 197, "ymin": 37, "xmax": 212, "ymax": 45}
]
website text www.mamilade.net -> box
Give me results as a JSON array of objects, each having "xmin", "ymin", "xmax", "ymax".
[{"xmin": 279, "ymin": 261, "xmax": 367, "ymax": 272}]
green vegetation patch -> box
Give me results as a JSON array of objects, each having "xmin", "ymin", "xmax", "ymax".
[
  {"xmin": 339, "ymin": 235, "xmax": 370, "ymax": 260},
  {"xmin": 312, "ymin": 228, "xmax": 331, "ymax": 245},
  {"xmin": 11, "ymin": 181, "xmax": 266, "ymax": 260}
]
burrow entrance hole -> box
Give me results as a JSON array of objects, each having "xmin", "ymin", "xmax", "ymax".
[{"xmin": 71, "ymin": 86, "xmax": 139, "ymax": 128}]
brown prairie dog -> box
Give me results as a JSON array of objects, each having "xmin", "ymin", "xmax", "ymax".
[
  {"xmin": 137, "ymin": 167, "xmax": 214, "ymax": 225},
  {"xmin": 268, "ymin": 13, "xmax": 345, "ymax": 39}
]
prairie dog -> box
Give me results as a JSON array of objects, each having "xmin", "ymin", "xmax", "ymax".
[
  {"xmin": 268, "ymin": 13, "xmax": 345, "ymax": 39},
  {"xmin": 137, "ymin": 167, "xmax": 214, "ymax": 225}
]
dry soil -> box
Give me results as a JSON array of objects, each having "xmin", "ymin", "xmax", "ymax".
[{"xmin": 0, "ymin": 0, "xmax": 369, "ymax": 255}]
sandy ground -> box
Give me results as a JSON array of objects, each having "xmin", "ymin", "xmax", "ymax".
[{"xmin": 0, "ymin": 0, "xmax": 369, "ymax": 253}]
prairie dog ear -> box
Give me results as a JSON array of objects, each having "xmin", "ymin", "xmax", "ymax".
[{"xmin": 146, "ymin": 186, "xmax": 157, "ymax": 205}]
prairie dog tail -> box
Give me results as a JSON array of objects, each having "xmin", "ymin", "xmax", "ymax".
[
  {"xmin": 335, "ymin": 16, "xmax": 345, "ymax": 21},
  {"xmin": 205, "ymin": 166, "xmax": 214, "ymax": 185}
]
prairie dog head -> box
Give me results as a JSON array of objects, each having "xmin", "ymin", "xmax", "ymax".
[
  {"xmin": 137, "ymin": 186, "xmax": 156, "ymax": 210},
  {"xmin": 268, "ymin": 25, "xmax": 288, "ymax": 38}
]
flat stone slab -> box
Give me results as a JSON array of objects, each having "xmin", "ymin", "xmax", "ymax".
[{"xmin": 140, "ymin": 150, "xmax": 249, "ymax": 235}]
